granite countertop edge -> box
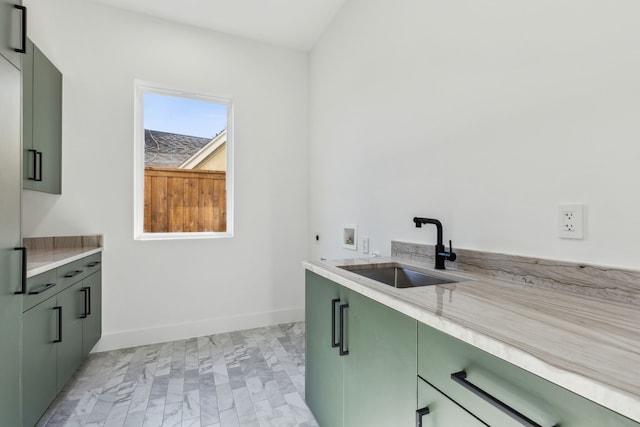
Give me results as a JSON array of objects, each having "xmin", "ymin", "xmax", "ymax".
[{"xmin": 303, "ymin": 257, "xmax": 640, "ymax": 423}]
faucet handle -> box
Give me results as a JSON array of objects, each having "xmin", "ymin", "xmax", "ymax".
[{"xmin": 448, "ymin": 240, "xmax": 457, "ymax": 262}]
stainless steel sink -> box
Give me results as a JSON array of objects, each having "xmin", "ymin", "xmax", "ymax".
[{"xmin": 339, "ymin": 263, "xmax": 462, "ymax": 288}]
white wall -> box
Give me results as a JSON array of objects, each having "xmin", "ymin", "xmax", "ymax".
[
  {"xmin": 310, "ymin": 0, "xmax": 640, "ymax": 269},
  {"xmin": 23, "ymin": 0, "xmax": 309, "ymax": 350}
]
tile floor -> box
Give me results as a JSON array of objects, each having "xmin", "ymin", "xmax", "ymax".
[{"xmin": 36, "ymin": 322, "xmax": 319, "ymax": 427}]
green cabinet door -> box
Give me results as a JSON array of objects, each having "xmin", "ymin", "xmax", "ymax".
[
  {"xmin": 343, "ymin": 290, "xmax": 417, "ymax": 427},
  {"xmin": 417, "ymin": 377, "xmax": 487, "ymax": 427},
  {"xmin": 56, "ymin": 282, "xmax": 84, "ymax": 392},
  {"xmin": 82, "ymin": 271, "xmax": 102, "ymax": 357},
  {"xmin": 22, "ymin": 298, "xmax": 58, "ymax": 427},
  {"xmin": 22, "ymin": 38, "xmax": 34, "ymax": 189},
  {"xmin": 22, "ymin": 38, "xmax": 62, "ymax": 194},
  {"xmin": 0, "ymin": 0, "xmax": 23, "ymax": 69},
  {"xmin": 305, "ymin": 271, "xmax": 345, "ymax": 427},
  {"xmin": 0, "ymin": 52, "xmax": 22, "ymax": 427},
  {"xmin": 31, "ymin": 42, "xmax": 62, "ymax": 194}
]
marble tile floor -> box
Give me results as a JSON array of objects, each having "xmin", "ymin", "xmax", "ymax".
[{"xmin": 36, "ymin": 322, "xmax": 319, "ymax": 427}]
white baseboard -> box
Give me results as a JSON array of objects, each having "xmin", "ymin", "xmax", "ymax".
[{"xmin": 92, "ymin": 307, "xmax": 305, "ymax": 353}]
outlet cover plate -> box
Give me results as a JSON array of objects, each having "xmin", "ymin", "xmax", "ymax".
[{"xmin": 558, "ymin": 204, "xmax": 584, "ymax": 239}]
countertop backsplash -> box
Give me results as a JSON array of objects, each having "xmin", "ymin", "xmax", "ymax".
[
  {"xmin": 391, "ymin": 241, "xmax": 640, "ymax": 306},
  {"xmin": 23, "ymin": 235, "xmax": 102, "ymax": 252}
]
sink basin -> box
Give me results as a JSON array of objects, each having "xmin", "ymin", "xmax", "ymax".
[{"xmin": 339, "ymin": 263, "xmax": 461, "ymax": 288}]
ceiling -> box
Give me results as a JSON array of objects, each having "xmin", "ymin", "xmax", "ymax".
[{"xmin": 87, "ymin": 0, "xmax": 347, "ymax": 50}]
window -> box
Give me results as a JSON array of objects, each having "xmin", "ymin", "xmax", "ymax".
[{"xmin": 134, "ymin": 82, "xmax": 233, "ymax": 240}]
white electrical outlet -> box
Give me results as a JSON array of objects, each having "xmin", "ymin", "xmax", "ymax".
[
  {"xmin": 362, "ymin": 237, "xmax": 369, "ymax": 254},
  {"xmin": 558, "ymin": 204, "xmax": 584, "ymax": 239}
]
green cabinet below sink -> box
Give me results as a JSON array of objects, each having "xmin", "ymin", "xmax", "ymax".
[
  {"xmin": 305, "ymin": 271, "xmax": 417, "ymax": 427},
  {"xmin": 305, "ymin": 267, "xmax": 640, "ymax": 427}
]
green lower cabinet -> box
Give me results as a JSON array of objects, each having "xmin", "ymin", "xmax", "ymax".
[
  {"xmin": 417, "ymin": 377, "xmax": 487, "ymax": 427},
  {"xmin": 22, "ymin": 256, "xmax": 102, "ymax": 426},
  {"xmin": 22, "ymin": 297, "xmax": 58, "ymax": 427},
  {"xmin": 418, "ymin": 323, "xmax": 640, "ymax": 427},
  {"xmin": 305, "ymin": 271, "xmax": 345, "ymax": 427},
  {"xmin": 343, "ymin": 290, "xmax": 417, "ymax": 427},
  {"xmin": 82, "ymin": 271, "xmax": 102, "ymax": 357},
  {"xmin": 56, "ymin": 282, "xmax": 84, "ymax": 392},
  {"xmin": 305, "ymin": 271, "xmax": 417, "ymax": 427}
]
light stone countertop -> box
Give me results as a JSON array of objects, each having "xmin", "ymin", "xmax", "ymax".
[
  {"xmin": 304, "ymin": 257, "xmax": 640, "ymax": 423},
  {"xmin": 27, "ymin": 247, "xmax": 103, "ymax": 278}
]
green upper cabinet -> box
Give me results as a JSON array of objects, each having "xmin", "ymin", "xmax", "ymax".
[
  {"xmin": 0, "ymin": 37, "xmax": 23, "ymax": 427},
  {"xmin": 0, "ymin": 0, "xmax": 24, "ymax": 69},
  {"xmin": 305, "ymin": 271, "xmax": 417, "ymax": 427},
  {"xmin": 23, "ymin": 38, "xmax": 62, "ymax": 194}
]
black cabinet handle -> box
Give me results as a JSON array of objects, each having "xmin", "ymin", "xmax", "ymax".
[
  {"xmin": 14, "ymin": 247, "xmax": 27, "ymax": 294},
  {"xmin": 87, "ymin": 261, "xmax": 101, "ymax": 267},
  {"xmin": 451, "ymin": 371, "xmax": 559, "ymax": 427},
  {"xmin": 416, "ymin": 406, "xmax": 430, "ymax": 427},
  {"xmin": 13, "ymin": 5, "xmax": 27, "ymax": 54},
  {"xmin": 331, "ymin": 298, "xmax": 340, "ymax": 348},
  {"xmin": 28, "ymin": 282, "xmax": 56, "ymax": 295},
  {"xmin": 86, "ymin": 286, "xmax": 91, "ymax": 315},
  {"xmin": 64, "ymin": 269, "xmax": 83, "ymax": 278},
  {"xmin": 80, "ymin": 288, "xmax": 89, "ymax": 318},
  {"xmin": 53, "ymin": 306, "xmax": 62, "ymax": 343},
  {"xmin": 28, "ymin": 149, "xmax": 37, "ymax": 180},
  {"xmin": 36, "ymin": 151, "xmax": 43, "ymax": 181},
  {"xmin": 339, "ymin": 303, "xmax": 349, "ymax": 356}
]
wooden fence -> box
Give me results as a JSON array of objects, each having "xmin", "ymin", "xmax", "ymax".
[{"xmin": 144, "ymin": 167, "xmax": 226, "ymax": 233}]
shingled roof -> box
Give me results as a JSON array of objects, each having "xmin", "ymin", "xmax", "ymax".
[{"xmin": 144, "ymin": 129, "xmax": 212, "ymax": 168}]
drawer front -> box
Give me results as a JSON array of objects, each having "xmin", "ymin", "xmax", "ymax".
[
  {"xmin": 418, "ymin": 323, "xmax": 639, "ymax": 427},
  {"xmin": 23, "ymin": 269, "xmax": 58, "ymax": 312},
  {"xmin": 56, "ymin": 257, "xmax": 87, "ymax": 291},
  {"xmin": 417, "ymin": 376, "xmax": 487, "ymax": 427},
  {"xmin": 81, "ymin": 252, "xmax": 102, "ymax": 277}
]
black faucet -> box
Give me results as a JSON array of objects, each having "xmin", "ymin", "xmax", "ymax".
[{"xmin": 413, "ymin": 217, "xmax": 457, "ymax": 269}]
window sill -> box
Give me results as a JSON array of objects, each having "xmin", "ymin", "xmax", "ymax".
[{"xmin": 134, "ymin": 231, "xmax": 233, "ymax": 241}]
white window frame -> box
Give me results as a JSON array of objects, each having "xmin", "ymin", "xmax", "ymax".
[{"xmin": 133, "ymin": 80, "xmax": 234, "ymax": 240}]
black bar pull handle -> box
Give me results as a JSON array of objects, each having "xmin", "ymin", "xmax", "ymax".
[
  {"xmin": 331, "ymin": 298, "xmax": 340, "ymax": 348},
  {"xmin": 53, "ymin": 306, "xmax": 62, "ymax": 343},
  {"xmin": 64, "ymin": 269, "xmax": 83, "ymax": 278},
  {"xmin": 86, "ymin": 286, "xmax": 91, "ymax": 315},
  {"xmin": 14, "ymin": 247, "xmax": 27, "ymax": 294},
  {"xmin": 339, "ymin": 303, "xmax": 349, "ymax": 356},
  {"xmin": 36, "ymin": 151, "xmax": 43, "ymax": 182},
  {"xmin": 13, "ymin": 5, "xmax": 27, "ymax": 54},
  {"xmin": 28, "ymin": 282, "xmax": 56, "ymax": 295},
  {"xmin": 28, "ymin": 149, "xmax": 37, "ymax": 180},
  {"xmin": 87, "ymin": 261, "xmax": 101, "ymax": 267},
  {"xmin": 416, "ymin": 406, "xmax": 430, "ymax": 427},
  {"xmin": 80, "ymin": 288, "xmax": 89, "ymax": 318},
  {"xmin": 451, "ymin": 371, "xmax": 559, "ymax": 427}
]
